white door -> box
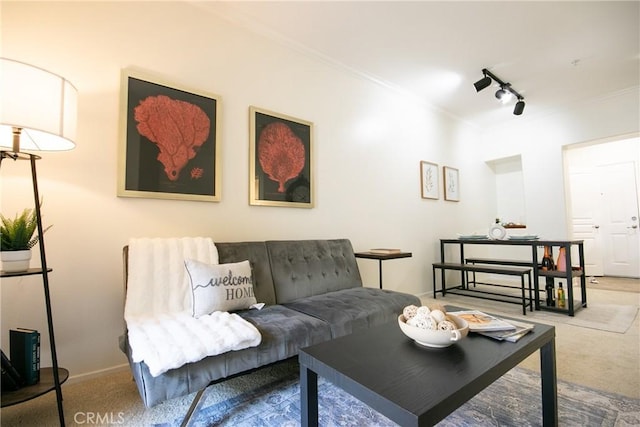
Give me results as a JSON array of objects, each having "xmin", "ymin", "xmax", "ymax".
[
  {"xmin": 599, "ymin": 162, "xmax": 640, "ymax": 277},
  {"xmin": 569, "ymin": 170, "xmax": 604, "ymax": 276}
]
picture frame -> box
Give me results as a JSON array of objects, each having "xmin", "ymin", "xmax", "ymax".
[
  {"xmin": 118, "ymin": 68, "xmax": 221, "ymax": 202},
  {"xmin": 420, "ymin": 161, "xmax": 439, "ymax": 199},
  {"xmin": 249, "ymin": 106, "xmax": 314, "ymax": 208},
  {"xmin": 443, "ymin": 166, "xmax": 460, "ymax": 201}
]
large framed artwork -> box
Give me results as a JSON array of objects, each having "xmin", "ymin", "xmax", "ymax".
[
  {"xmin": 118, "ymin": 68, "xmax": 221, "ymax": 202},
  {"xmin": 443, "ymin": 166, "xmax": 460, "ymax": 202},
  {"xmin": 420, "ymin": 161, "xmax": 439, "ymax": 199},
  {"xmin": 249, "ymin": 106, "xmax": 314, "ymax": 208}
]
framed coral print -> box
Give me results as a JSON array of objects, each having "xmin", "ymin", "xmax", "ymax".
[
  {"xmin": 420, "ymin": 161, "xmax": 439, "ymax": 199},
  {"xmin": 249, "ymin": 106, "xmax": 314, "ymax": 208},
  {"xmin": 118, "ymin": 68, "xmax": 221, "ymax": 202},
  {"xmin": 443, "ymin": 166, "xmax": 459, "ymax": 201}
]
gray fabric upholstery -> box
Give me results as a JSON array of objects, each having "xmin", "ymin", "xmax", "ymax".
[
  {"xmin": 233, "ymin": 305, "xmax": 331, "ymax": 367},
  {"xmin": 284, "ymin": 287, "xmax": 420, "ymax": 337},
  {"xmin": 266, "ymin": 239, "xmax": 363, "ymax": 304},
  {"xmin": 124, "ymin": 305, "xmax": 331, "ymax": 407},
  {"xmin": 216, "ymin": 241, "xmax": 277, "ymax": 306},
  {"xmin": 121, "ymin": 238, "xmax": 420, "ymax": 408}
]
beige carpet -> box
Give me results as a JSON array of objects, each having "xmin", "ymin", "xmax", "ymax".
[
  {"xmin": 586, "ymin": 276, "xmax": 640, "ymax": 293},
  {"xmin": 566, "ymin": 303, "xmax": 639, "ymax": 333}
]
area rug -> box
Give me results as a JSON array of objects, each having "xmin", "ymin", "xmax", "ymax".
[
  {"xmin": 567, "ymin": 303, "xmax": 639, "ymax": 333},
  {"xmin": 156, "ymin": 360, "xmax": 640, "ymax": 427}
]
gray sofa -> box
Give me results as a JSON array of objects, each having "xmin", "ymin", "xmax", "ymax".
[{"xmin": 120, "ymin": 239, "xmax": 420, "ymax": 407}]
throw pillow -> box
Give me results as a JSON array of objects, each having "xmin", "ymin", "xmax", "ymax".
[{"xmin": 184, "ymin": 259, "xmax": 257, "ymax": 317}]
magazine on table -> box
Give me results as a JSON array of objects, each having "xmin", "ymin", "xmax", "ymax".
[
  {"xmin": 476, "ymin": 319, "xmax": 535, "ymax": 343},
  {"xmin": 448, "ymin": 310, "xmax": 517, "ymax": 332}
]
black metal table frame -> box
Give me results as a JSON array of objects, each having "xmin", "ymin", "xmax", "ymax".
[
  {"xmin": 439, "ymin": 238, "xmax": 587, "ymax": 316},
  {"xmin": 300, "ymin": 314, "xmax": 557, "ymax": 427},
  {"xmin": 354, "ymin": 251, "xmax": 412, "ymax": 289}
]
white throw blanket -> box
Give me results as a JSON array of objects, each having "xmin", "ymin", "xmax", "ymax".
[
  {"xmin": 127, "ymin": 311, "xmax": 262, "ymax": 377},
  {"xmin": 124, "ymin": 237, "xmax": 262, "ymax": 377}
]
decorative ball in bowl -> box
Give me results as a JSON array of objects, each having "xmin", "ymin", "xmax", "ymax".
[{"xmin": 398, "ymin": 304, "xmax": 469, "ymax": 348}]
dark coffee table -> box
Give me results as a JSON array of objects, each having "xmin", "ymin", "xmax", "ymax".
[{"xmin": 299, "ymin": 310, "xmax": 557, "ymax": 426}]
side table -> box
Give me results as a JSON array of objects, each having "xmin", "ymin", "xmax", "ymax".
[{"xmin": 354, "ymin": 251, "xmax": 412, "ymax": 289}]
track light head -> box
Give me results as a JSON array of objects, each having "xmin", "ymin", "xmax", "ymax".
[
  {"xmin": 495, "ymin": 87, "xmax": 512, "ymax": 103},
  {"xmin": 513, "ymin": 100, "xmax": 525, "ymax": 115},
  {"xmin": 474, "ymin": 75, "xmax": 492, "ymax": 92},
  {"xmin": 475, "ymin": 68, "xmax": 526, "ymax": 116}
]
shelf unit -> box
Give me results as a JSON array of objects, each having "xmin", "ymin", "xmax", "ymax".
[
  {"xmin": 0, "ymin": 151, "xmax": 66, "ymax": 426},
  {"xmin": 535, "ymin": 242, "xmax": 587, "ymax": 316}
]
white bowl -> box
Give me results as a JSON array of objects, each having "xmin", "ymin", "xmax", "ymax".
[{"xmin": 398, "ymin": 313, "xmax": 469, "ymax": 348}]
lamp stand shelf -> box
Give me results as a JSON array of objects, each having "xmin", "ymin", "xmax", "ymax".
[{"xmin": 0, "ymin": 151, "xmax": 66, "ymax": 426}]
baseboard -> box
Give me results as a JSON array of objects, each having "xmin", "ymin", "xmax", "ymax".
[
  {"xmin": 65, "ymin": 363, "xmax": 130, "ymax": 386},
  {"xmin": 416, "ymin": 291, "xmax": 431, "ymax": 300}
]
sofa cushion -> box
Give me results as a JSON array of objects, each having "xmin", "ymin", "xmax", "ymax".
[
  {"xmin": 185, "ymin": 259, "xmax": 257, "ymax": 317},
  {"xmin": 266, "ymin": 239, "xmax": 363, "ymax": 304},
  {"xmin": 216, "ymin": 242, "xmax": 277, "ymax": 306},
  {"xmin": 234, "ymin": 305, "xmax": 332, "ymax": 365},
  {"xmin": 283, "ymin": 287, "xmax": 421, "ymax": 337},
  {"xmin": 124, "ymin": 305, "xmax": 331, "ymax": 407}
]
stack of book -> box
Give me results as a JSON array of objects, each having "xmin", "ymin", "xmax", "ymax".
[
  {"xmin": 1, "ymin": 328, "xmax": 40, "ymax": 391},
  {"xmin": 368, "ymin": 248, "xmax": 402, "ymax": 254},
  {"xmin": 448, "ymin": 310, "xmax": 534, "ymax": 343}
]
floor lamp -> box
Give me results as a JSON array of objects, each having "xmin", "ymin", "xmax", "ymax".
[{"xmin": 0, "ymin": 58, "xmax": 78, "ymax": 426}]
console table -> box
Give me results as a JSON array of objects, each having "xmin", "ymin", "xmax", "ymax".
[
  {"xmin": 354, "ymin": 251, "xmax": 412, "ymax": 289},
  {"xmin": 439, "ymin": 238, "xmax": 587, "ymax": 316}
]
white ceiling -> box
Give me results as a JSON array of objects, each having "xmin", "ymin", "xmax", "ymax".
[{"xmin": 201, "ymin": 1, "xmax": 639, "ymax": 129}]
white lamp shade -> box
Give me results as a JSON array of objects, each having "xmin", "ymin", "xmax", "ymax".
[{"xmin": 1, "ymin": 58, "xmax": 77, "ymax": 151}]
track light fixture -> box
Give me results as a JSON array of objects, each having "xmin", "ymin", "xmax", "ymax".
[{"xmin": 474, "ymin": 68, "xmax": 525, "ymax": 116}]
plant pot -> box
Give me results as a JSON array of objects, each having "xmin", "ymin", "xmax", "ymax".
[{"xmin": 1, "ymin": 250, "xmax": 32, "ymax": 273}]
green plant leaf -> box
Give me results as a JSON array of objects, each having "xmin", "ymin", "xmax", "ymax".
[{"xmin": 0, "ymin": 202, "xmax": 51, "ymax": 251}]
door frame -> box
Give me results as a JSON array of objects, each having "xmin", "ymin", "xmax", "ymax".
[{"xmin": 563, "ymin": 132, "xmax": 640, "ymax": 278}]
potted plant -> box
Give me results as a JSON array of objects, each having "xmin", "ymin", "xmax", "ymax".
[{"xmin": 0, "ymin": 206, "xmax": 50, "ymax": 273}]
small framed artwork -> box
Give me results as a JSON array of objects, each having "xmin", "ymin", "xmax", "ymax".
[
  {"xmin": 443, "ymin": 166, "xmax": 460, "ymax": 201},
  {"xmin": 118, "ymin": 68, "xmax": 221, "ymax": 202},
  {"xmin": 249, "ymin": 106, "xmax": 314, "ymax": 208},
  {"xmin": 420, "ymin": 161, "xmax": 439, "ymax": 199}
]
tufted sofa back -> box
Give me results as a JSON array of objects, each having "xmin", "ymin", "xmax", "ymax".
[
  {"xmin": 266, "ymin": 239, "xmax": 363, "ymax": 304},
  {"xmin": 124, "ymin": 239, "xmax": 364, "ymax": 308}
]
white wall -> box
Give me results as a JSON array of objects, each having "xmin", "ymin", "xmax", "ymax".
[
  {"xmin": 0, "ymin": 2, "xmax": 496, "ymax": 379},
  {"xmin": 480, "ymin": 88, "xmax": 640, "ymax": 239}
]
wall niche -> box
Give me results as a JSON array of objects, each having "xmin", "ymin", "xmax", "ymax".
[{"xmin": 486, "ymin": 155, "xmax": 526, "ymax": 228}]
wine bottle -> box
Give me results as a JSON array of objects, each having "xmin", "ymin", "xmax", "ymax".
[
  {"xmin": 545, "ymin": 278, "xmax": 555, "ymax": 307},
  {"xmin": 558, "ymin": 282, "xmax": 566, "ymax": 308},
  {"xmin": 541, "ymin": 246, "xmax": 555, "ymax": 271}
]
